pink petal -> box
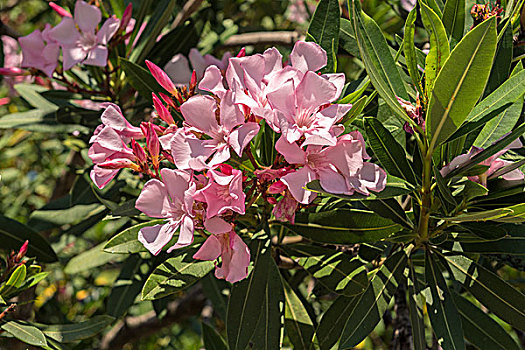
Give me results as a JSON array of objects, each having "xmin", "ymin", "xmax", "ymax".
[
  {"xmin": 188, "ymin": 48, "xmax": 207, "ymax": 79},
  {"xmin": 204, "ymin": 216, "xmax": 232, "ymax": 234},
  {"xmin": 74, "ymin": 0, "xmax": 101, "ymax": 34},
  {"xmin": 199, "ymin": 66, "xmax": 226, "ymax": 97},
  {"xmin": 90, "ymin": 166, "xmax": 119, "ymax": 189},
  {"xmin": 228, "ymin": 122, "xmax": 260, "ymax": 156},
  {"xmin": 62, "ymin": 46, "xmax": 87, "ymax": 71},
  {"xmin": 48, "ymin": 17, "xmax": 80, "ymax": 46},
  {"xmin": 167, "ymin": 215, "xmax": 195, "ymax": 252},
  {"xmin": 160, "ymin": 168, "xmax": 191, "ymax": 204},
  {"xmin": 96, "ymin": 17, "xmax": 120, "ymax": 45},
  {"xmin": 266, "ymin": 79, "xmax": 296, "ymax": 118},
  {"xmin": 318, "ymin": 168, "xmax": 348, "ymax": 194},
  {"xmin": 164, "ymin": 54, "xmax": 192, "ymax": 86},
  {"xmin": 290, "ymin": 41, "xmax": 327, "ymax": 73},
  {"xmin": 193, "ymin": 234, "xmax": 221, "ymax": 261},
  {"xmin": 219, "ymin": 90, "xmax": 244, "ymax": 130},
  {"xmin": 223, "ymin": 232, "xmax": 250, "ymax": 283},
  {"xmin": 324, "ymin": 138, "xmax": 364, "ymax": 177},
  {"xmin": 281, "ymin": 167, "xmax": 317, "ymax": 204},
  {"xmin": 275, "ymin": 136, "xmax": 305, "ymax": 164},
  {"xmin": 180, "ymin": 95, "xmax": 219, "ymax": 134},
  {"xmin": 262, "ymin": 47, "xmax": 283, "ymax": 77},
  {"xmin": 170, "ymin": 129, "xmax": 215, "ymax": 171},
  {"xmin": 356, "ymin": 162, "xmax": 387, "ymax": 194},
  {"xmin": 321, "ymin": 73, "xmax": 346, "ymax": 101},
  {"xmin": 135, "ymin": 179, "xmax": 170, "ymax": 218},
  {"xmin": 138, "ymin": 224, "xmax": 174, "ymax": 256},
  {"xmin": 296, "ymin": 71, "xmax": 337, "ymax": 112},
  {"xmin": 84, "ymin": 46, "xmax": 108, "ymax": 67}
]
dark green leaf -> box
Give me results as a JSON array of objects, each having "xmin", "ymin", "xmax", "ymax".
[
  {"xmin": 201, "ymin": 273, "xmax": 229, "ymax": 320},
  {"xmin": 202, "ymin": 323, "xmax": 228, "ymax": 350},
  {"xmin": 315, "ymin": 295, "xmax": 359, "ymax": 350},
  {"xmin": 339, "ymin": 18, "xmax": 359, "ymax": 58},
  {"xmin": 364, "ymin": 117, "xmax": 418, "ymax": 185},
  {"xmin": 37, "ymin": 316, "xmax": 114, "ymax": 343},
  {"xmin": 339, "ymin": 250, "xmax": 407, "ymax": 348},
  {"xmin": 149, "ymin": 20, "xmax": 201, "ymax": 67},
  {"xmin": 452, "ymin": 292, "xmax": 521, "ymax": 350},
  {"xmin": 1, "ymin": 321, "xmax": 48, "ymax": 347},
  {"xmin": 284, "ymin": 209, "xmax": 402, "ymax": 245},
  {"xmin": 427, "ymin": 17, "xmax": 497, "ymax": 150},
  {"xmin": 483, "ymin": 23, "xmax": 513, "ymax": 97},
  {"xmin": 403, "ymin": 9, "xmax": 423, "ymax": 97},
  {"xmin": 441, "ymin": 252, "xmax": 525, "ymax": 331},
  {"xmin": 307, "ymin": 0, "xmax": 340, "ymax": 72},
  {"xmin": 408, "ymin": 261, "xmax": 427, "ymax": 350},
  {"xmin": 282, "ymin": 278, "xmax": 315, "ymax": 350},
  {"xmin": 458, "ymin": 222, "xmax": 507, "ymax": 240},
  {"xmin": 141, "ymin": 247, "xmax": 214, "ymax": 300},
  {"xmin": 425, "ymin": 250, "xmax": 465, "ymax": 350},
  {"xmin": 227, "ymin": 238, "xmax": 271, "ymax": 350},
  {"xmin": 283, "ymin": 245, "xmax": 368, "ymax": 296},
  {"xmin": 120, "ymin": 58, "xmax": 163, "ymax": 101},
  {"xmin": 0, "ymin": 214, "xmax": 57, "ymax": 262},
  {"xmin": 104, "ymin": 220, "xmax": 166, "ymax": 254},
  {"xmin": 107, "ymin": 255, "xmax": 146, "ymax": 318},
  {"xmin": 363, "ymin": 198, "xmax": 413, "ymax": 229}
]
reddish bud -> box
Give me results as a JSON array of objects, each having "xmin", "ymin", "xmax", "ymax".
[
  {"xmin": 16, "ymin": 240, "xmax": 29, "ymax": 261},
  {"xmin": 145, "ymin": 123, "xmax": 160, "ymax": 168},
  {"xmin": 189, "ymin": 70, "xmax": 197, "ymax": 95},
  {"xmin": 98, "ymin": 158, "xmax": 138, "ymax": 170},
  {"xmin": 267, "ymin": 197, "xmax": 278, "ymax": 205},
  {"xmin": 218, "ymin": 164, "xmax": 234, "ymax": 176},
  {"xmin": 120, "ymin": 3, "xmax": 133, "ymax": 30},
  {"xmin": 49, "ymin": 2, "xmax": 72, "ymax": 17},
  {"xmin": 268, "ymin": 180, "xmax": 287, "ymax": 194},
  {"xmin": 0, "ymin": 67, "xmax": 27, "ymax": 76},
  {"xmin": 159, "ymin": 92, "xmax": 176, "ymax": 108},
  {"xmin": 132, "ymin": 139, "xmax": 147, "ymax": 164},
  {"xmin": 145, "ymin": 60, "xmax": 177, "ymax": 94},
  {"xmin": 236, "ymin": 47, "xmax": 246, "ymax": 58},
  {"xmin": 152, "ymin": 93, "xmax": 175, "ymax": 125}
]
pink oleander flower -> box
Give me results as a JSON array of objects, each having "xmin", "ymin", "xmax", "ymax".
[
  {"xmin": 18, "ymin": 24, "xmax": 60, "ymax": 77},
  {"xmin": 272, "ymin": 190, "xmax": 299, "ymax": 223},
  {"xmin": 397, "ymin": 95, "xmax": 424, "ymax": 134},
  {"xmin": 169, "ymin": 91, "xmax": 259, "ymax": 171},
  {"xmin": 164, "ymin": 48, "xmax": 232, "ymax": 86},
  {"xmin": 48, "ymin": 0, "xmax": 120, "ymax": 70},
  {"xmin": 195, "ymin": 167, "xmax": 246, "ymax": 218},
  {"xmin": 276, "ymin": 131, "xmax": 387, "ymax": 204},
  {"xmin": 440, "ymin": 139, "xmax": 524, "ymax": 186},
  {"xmin": 88, "ymin": 104, "xmax": 143, "ymax": 188},
  {"xmin": 194, "ymin": 221, "xmax": 250, "ymax": 283},
  {"xmin": 135, "ymin": 168, "xmax": 196, "ymax": 255}
]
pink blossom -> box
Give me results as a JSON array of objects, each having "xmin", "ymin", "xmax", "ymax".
[
  {"xmin": 135, "ymin": 169, "xmax": 196, "ymax": 255},
  {"xmin": 194, "ymin": 227, "xmax": 250, "ymax": 283},
  {"xmin": 170, "ymin": 92, "xmax": 259, "ymax": 170},
  {"xmin": 146, "ymin": 60, "xmax": 177, "ymax": 94},
  {"xmin": 273, "ymin": 191, "xmax": 299, "ymax": 223},
  {"xmin": 195, "ymin": 167, "xmax": 246, "ymax": 218},
  {"xmin": 48, "ymin": 1, "xmax": 120, "ymax": 70},
  {"xmin": 440, "ymin": 139, "xmax": 524, "ymax": 186},
  {"xmin": 18, "ymin": 24, "xmax": 60, "ymax": 77},
  {"xmin": 276, "ymin": 131, "xmax": 386, "ymax": 204},
  {"xmin": 164, "ymin": 48, "xmax": 232, "ymax": 86}
]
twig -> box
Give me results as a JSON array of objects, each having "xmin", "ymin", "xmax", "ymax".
[{"xmin": 221, "ymin": 31, "xmax": 303, "ymax": 48}]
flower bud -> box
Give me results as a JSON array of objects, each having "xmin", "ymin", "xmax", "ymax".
[
  {"xmin": 145, "ymin": 123, "xmax": 160, "ymax": 169},
  {"xmin": 120, "ymin": 3, "xmax": 133, "ymax": 31},
  {"xmin": 0, "ymin": 67, "xmax": 27, "ymax": 76},
  {"xmin": 49, "ymin": 2, "xmax": 72, "ymax": 17},
  {"xmin": 98, "ymin": 158, "xmax": 139, "ymax": 171},
  {"xmin": 218, "ymin": 164, "xmax": 233, "ymax": 176},
  {"xmin": 152, "ymin": 93, "xmax": 175, "ymax": 124},
  {"xmin": 159, "ymin": 92, "xmax": 176, "ymax": 109},
  {"xmin": 16, "ymin": 240, "xmax": 29, "ymax": 262},
  {"xmin": 145, "ymin": 60, "xmax": 177, "ymax": 95},
  {"xmin": 268, "ymin": 180, "xmax": 287, "ymax": 194},
  {"xmin": 236, "ymin": 47, "xmax": 246, "ymax": 58},
  {"xmin": 132, "ymin": 139, "xmax": 147, "ymax": 165}
]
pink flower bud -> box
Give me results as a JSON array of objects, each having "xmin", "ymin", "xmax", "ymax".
[
  {"xmin": 145, "ymin": 60, "xmax": 177, "ymax": 94},
  {"xmin": 146, "ymin": 123, "xmax": 160, "ymax": 161},
  {"xmin": 267, "ymin": 197, "xmax": 277, "ymax": 205},
  {"xmin": 152, "ymin": 93, "xmax": 175, "ymax": 124},
  {"xmin": 218, "ymin": 164, "xmax": 233, "ymax": 176},
  {"xmin": 0, "ymin": 67, "xmax": 27, "ymax": 76},
  {"xmin": 0, "ymin": 97, "xmax": 10, "ymax": 106},
  {"xmin": 268, "ymin": 180, "xmax": 287, "ymax": 194},
  {"xmin": 132, "ymin": 139, "xmax": 147, "ymax": 164},
  {"xmin": 159, "ymin": 92, "xmax": 176, "ymax": 108},
  {"xmin": 49, "ymin": 2, "xmax": 72, "ymax": 17},
  {"xmin": 236, "ymin": 47, "xmax": 246, "ymax": 58},
  {"xmin": 98, "ymin": 158, "xmax": 137, "ymax": 170},
  {"xmin": 120, "ymin": 3, "xmax": 133, "ymax": 30},
  {"xmin": 16, "ymin": 240, "xmax": 29, "ymax": 261}
]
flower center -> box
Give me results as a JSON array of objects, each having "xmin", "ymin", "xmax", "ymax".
[{"xmin": 79, "ymin": 32, "xmax": 97, "ymax": 50}]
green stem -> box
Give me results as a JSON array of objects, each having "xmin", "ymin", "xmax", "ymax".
[{"xmin": 417, "ymin": 143, "xmax": 433, "ymax": 241}]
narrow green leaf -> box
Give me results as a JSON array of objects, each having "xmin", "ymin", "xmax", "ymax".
[
  {"xmin": 0, "ymin": 214, "xmax": 57, "ymax": 263},
  {"xmin": 227, "ymin": 238, "xmax": 271, "ymax": 350},
  {"xmin": 483, "ymin": 23, "xmax": 513, "ymax": 97},
  {"xmin": 427, "ymin": 17, "xmax": 497, "ymax": 151},
  {"xmin": 364, "ymin": 117, "xmax": 418, "ymax": 185},
  {"xmin": 339, "ymin": 18, "xmax": 359, "ymax": 58},
  {"xmin": 252, "ymin": 258, "xmax": 284, "ymax": 350},
  {"xmin": 37, "ymin": 316, "xmax": 114, "ymax": 343},
  {"xmin": 441, "ymin": 208, "xmax": 513, "ymax": 222},
  {"xmin": 315, "ymin": 295, "xmax": 359, "ymax": 350},
  {"xmin": 440, "ymin": 252, "xmax": 525, "ymax": 331},
  {"xmin": 339, "ymin": 250, "xmax": 408, "ymax": 348},
  {"xmin": 202, "ymin": 323, "xmax": 228, "ymax": 350},
  {"xmin": 403, "ymin": 9, "xmax": 423, "ymax": 97},
  {"xmin": 0, "ymin": 264, "xmax": 27, "ymax": 297},
  {"xmin": 201, "ymin": 273, "xmax": 229, "ymax": 320},
  {"xmin": 362, "ymin": 199, "xmax": 413, "ymax": 229},
  {"xmin": 283, "ymin": 245, "xmax": 368, "ymax": 296},
  {"xmin": 141, "ymin": 247, "xmax": 214, "ymax": 300},
  {"xmin": 442, "ymin": 0, "xmax": 465, "ymax": 44},
  {"xmin": 104, "ymin": 220, "xmax": 166, "ymax": 254},
  {"xmin": 307, "ymin": 0, "xmax": 340, "ymax": 72},
  {"xmin": 1, "ymin": 321, "xmax": 48, "ymax": 347},
  {"xmin": 420, "ymin": 2, "xmax": 450, "ymax": 95},
  {"xmin": 64, "ymin": 242, "xmax": 127, "ymax": 274},
  {"xmin": 425, "ymin": 250, "xmax": 465, "ymax": 350},
  {"xmin": 0, "ymin": 109, "xmax": 89, "ymax": 134},
  {"xmin": 284, "ymin": 209, "xmax": 402, "ymax": 245},
  {"xmin": 408, "ymin": 261, "xmax": 427, "ymax": 350},
  {"xmin": 120, "ymin": 58, "xmax": 163, "ymax": 101},
  {"xmin": 282, "ymin": 278, "xmax": 315, "ymax": 350},
  {"xmin": 14, "ymin": 84, "xmax": 57, "ymax": 111},
  {"xmin": 107, "ymin": 255, "xmax": 145, "ymax": 318},
  {"xmin": 452, "ymin": 292, "xmax": 521, "ymax": 350},
  {"xmin": 350, "ymin": 0, "xmax": 410, "ymax": 123}
]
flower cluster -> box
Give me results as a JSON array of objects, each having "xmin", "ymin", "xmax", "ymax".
[
  {"xmin": 10, "ymin": 1, "xmax": 132, "ymax": 77},
  {"xmin": 88, "ymin": 41, "xmax": 386, "ymax": 283}
]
